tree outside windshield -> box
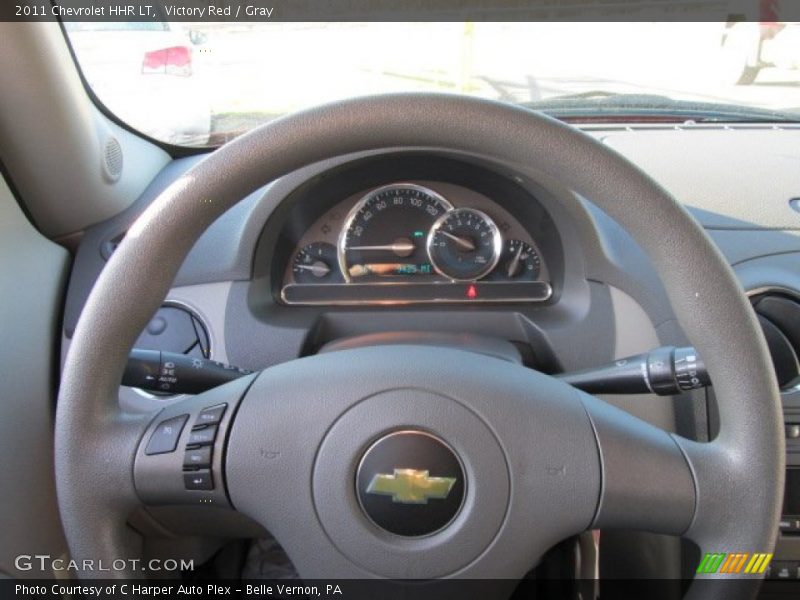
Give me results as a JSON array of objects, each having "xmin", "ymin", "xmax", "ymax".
[{"xmin": 65, "ymin": 22, "xmax": 800, "ymax": 146}]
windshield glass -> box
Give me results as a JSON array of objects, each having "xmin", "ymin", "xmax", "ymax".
[{"xmin": 65, "ymin": 22, "xmax": 800, "ymax": 147}]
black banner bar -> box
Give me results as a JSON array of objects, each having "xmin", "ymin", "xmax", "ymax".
[
  {"xmin": 2, "ymin": 579, "xmax": 799, "ymax": 600},
  {"xmin": 3, "ymin": 1, "xmax": 800, "ymax": 23}
]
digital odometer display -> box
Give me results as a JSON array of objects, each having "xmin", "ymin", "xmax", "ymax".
[{"xmin": 338, "ymin": 184, "xmax": 453, "ymax": 283}]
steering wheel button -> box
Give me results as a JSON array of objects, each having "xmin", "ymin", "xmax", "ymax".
[
  {"xmin": 196, "ymin": 404, "xmax": 227, "ymax": 426},
  {"xmin": 184, "ymin": 446, "xmax": 212, "ymax": 468},
  {"xmin": 187, "ymin": 425, "xmax": 217, "ymax": 446},
  {"xmin": 183, "ymin": 469, "xmax": 214, "ymax": 491},
  {"xmin": 144, "ymin": 414, "xmax": 188, "ymax": 455}
]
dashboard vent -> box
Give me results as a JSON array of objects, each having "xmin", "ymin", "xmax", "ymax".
[
  {"xmin": 129, "ymin": 303, "xmax": 210, "ymax": 397},
  {"xmin": 134, "ymin": 303, "xmax": 210, "ymax": 360},
  {"xmin": 750, "ymin": 291, "xmax": 800, "ymax": 390}
]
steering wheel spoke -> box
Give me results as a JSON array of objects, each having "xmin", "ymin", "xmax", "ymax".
[
  {"xmin": 579, "ymin": 393, "xmax": 697, "ymax": 536},
  {"xmin": 134, "ymin": 373, "xmax": 257, "ymax": 510}
]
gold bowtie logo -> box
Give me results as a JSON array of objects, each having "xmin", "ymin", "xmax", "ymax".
[{"xmin": 366, "ymin": 468, "xmax": 456, "ymax": 504}]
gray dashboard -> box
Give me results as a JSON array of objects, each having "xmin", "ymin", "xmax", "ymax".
[
  {"xmin": 62, "ymin": 123, "xmax": 800, "ymax": 384},
  {"xmin": 64, "ymin": 124, "xmax": 800, "ymax": 314},
  {"xmin": 61, "ymin": 123, "xmax": 800, "ymax": 377}
]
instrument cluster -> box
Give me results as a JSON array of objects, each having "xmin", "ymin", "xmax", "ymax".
[{"xmin": 280, "ymin": 181, "xmax": 552, "ymax": 305}]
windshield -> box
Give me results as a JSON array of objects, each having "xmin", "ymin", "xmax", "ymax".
[{"xmin": 65, "ymin": 21, "xmax": 800, "ymax": 147}]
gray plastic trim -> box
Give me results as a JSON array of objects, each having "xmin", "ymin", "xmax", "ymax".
[
  {"xmin": 319, "ymin": 331, "xmax": 522, "ymax": 364},
  {"xmin": 582, "ymin": 392, "xmax": 695, "ymax": 534},
  {"xmin": 0, "ymin": 23, "xmax": 170, "ymax": 237},
  {"xmin": 0, "ymin": 174, "xmax": 70, "ymax": 577}
]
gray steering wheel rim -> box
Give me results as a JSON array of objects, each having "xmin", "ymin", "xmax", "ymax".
[{"xmin": 56, "ymin": 94, "xmax": 784, "ymax": 596}]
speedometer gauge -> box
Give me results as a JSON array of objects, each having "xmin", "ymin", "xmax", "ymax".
[{"xmin": 338, "ymin": 184, "xmax": 453, "ymax": 283}]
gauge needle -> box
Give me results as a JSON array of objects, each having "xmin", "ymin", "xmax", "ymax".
[
  {"xmin": 295, "ymin": 262, "xmax": 330, "ymax": 278},
  {"xmin": 439, "ymin": 230, "xmax": 475, "ymax": 251},
  {"xmin": 507, "ymin": 245, "xmax": 524, "ymax": 277},
  {"xmin": 349, "ymin": 241, "xmax": 415, "ymax": 254}
]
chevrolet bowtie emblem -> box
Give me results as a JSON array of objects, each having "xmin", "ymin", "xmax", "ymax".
[{"xmin": 366, "ymin": 468, "xmax": 456, "ymax": 504}]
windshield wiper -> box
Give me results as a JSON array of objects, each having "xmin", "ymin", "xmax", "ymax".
[{"xmin": 520, "ymin": 93, "xmax": 800, "ymax": 124}]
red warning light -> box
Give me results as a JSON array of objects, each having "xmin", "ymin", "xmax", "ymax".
[{"xmin": 466, "ymin": 285, "xmax": 478, "ymax": 299}]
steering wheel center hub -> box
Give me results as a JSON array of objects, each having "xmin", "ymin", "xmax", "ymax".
[{"xmin": 311, "ymin": 387, "xmax": 509, "ymax": 578}]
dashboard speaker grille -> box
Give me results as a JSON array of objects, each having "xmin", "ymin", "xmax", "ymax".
[{"xmin": 102, "ymin": 136, "xmax": 123, "ymax": 182}]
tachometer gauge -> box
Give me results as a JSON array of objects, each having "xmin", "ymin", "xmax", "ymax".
[
  {"xmin": 292, "ymin": 242, "xmax": 343, "ymax": 283},
  {"xmin": 489, "ymin": 239, "xmax": 542, "ymax": 281},
  {"xmin": 427, "ymin": 208, "xmax": 502, "ymax": 281},
  {"xmin": 338, "ymin": 184, "xmax": 453, "ymax": 282}
]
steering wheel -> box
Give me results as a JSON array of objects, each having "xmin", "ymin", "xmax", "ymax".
[{"xmin": 56, "ymin": 95, "xmax": 784, "ymax": 598}]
